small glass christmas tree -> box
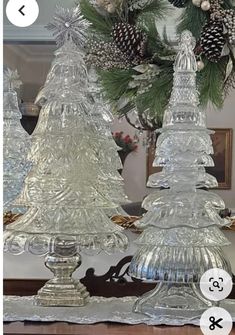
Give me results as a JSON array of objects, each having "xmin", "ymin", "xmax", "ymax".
[
  {"xmin": 129, "ymin": 31, "xmax": 232, "ymax": 320},
  {"xmin": 88, "ymin": 66, "xmax": 114, "ymax": 138},
  {"xmin": 88, "ymin": 66, "xmax": 128, "ymax": 217},
  {"xmin": 3, "ymin": 67, "xmax": 31, "ymax": 217},
  {"xmin": 4, "ymin": 6, "xmax": 128, "ymax": 307}
]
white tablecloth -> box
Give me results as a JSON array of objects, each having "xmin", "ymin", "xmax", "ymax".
[{"xmin": 3, "ymin": 296, "xmax": 235, "ymax": 326}]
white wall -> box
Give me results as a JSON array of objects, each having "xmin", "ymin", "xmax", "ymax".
[{"xmin": 207, "ymin": 97, "xmax": 235, "ymax": 208}]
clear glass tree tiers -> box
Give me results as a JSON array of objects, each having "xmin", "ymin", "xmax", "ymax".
[
  {"xmin": 3, "ymin": 67, "xmax": 31, "ymax": 214},
  {"xmin": 4, "ymin": 14, "xmax": 129, "ymax": 257},
  {"xmin": 87, "ymin": 66, "xmax": 128, "ymax": 217},
  {"xmin": 4, "ymin": 5, "xmax": 129, "ymax": 307},
  {"xmin": 129, "ymin": 31, "xmax": 232, "ymax": 320},
  {"xmin": 130, "ymin": 246, "xmax": 230, "ymax": 282}
]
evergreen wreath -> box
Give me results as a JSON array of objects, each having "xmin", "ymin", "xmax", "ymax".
[{"xmin": 79, "ymin": 0, "xmax": 235, "ymax": 131}]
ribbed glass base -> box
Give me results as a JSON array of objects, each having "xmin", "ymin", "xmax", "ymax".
[
  {"xmin": 35, "ymin": 253, "xmax": 90, "ymax": 307},
  {"xmin": 133, "ymin": 282, "xmax": 215, "ymax": 319},
  {"xmin": 36, "ymin": 280, "xmax": 90, "ymax": 307}
]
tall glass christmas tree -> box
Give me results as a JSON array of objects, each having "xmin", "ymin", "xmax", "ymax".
[
  {"xmin": 4, "ymin": 6, "xmax": 128, "ymax": 307},
  {"xmin": 3, "ymin": 67, "xmax": 31, "ymax": 217},
  {"xmin": 129, "ymin": 31, "xmax": 232, "ymax": 320}
]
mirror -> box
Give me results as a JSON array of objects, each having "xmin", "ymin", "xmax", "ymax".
[{"xmin": 4, "ymin": 43, "xmax": 56, "ymax": 133}]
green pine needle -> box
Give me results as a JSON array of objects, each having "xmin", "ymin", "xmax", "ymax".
[
  {"xmin": 138, "ymin": 17, "xmax": 175, "ymax": 57},
  {"xmin": 80, "ymin": 0, "xmax": 113, "ymax": 37},
  {"xmin": 135, "ymin": 0, "xmax": 171, "ymax": 22},
  {"xmin": 136, "ymin": 69, "xmax": 173, "ymax": 120},
  {"xmin": 177, "ymin": 2, "xmax": 208, "ymax": 40},
  {"xmin": 198, "ymin": 60, "xmax": 226, "ymax": 109},
  {"xmin": 222, "ymin": 0, "xmax": 234, "ymax": 9},
  {"xmin": 115, "ymin": 101, "xmax": 136, "ymax": 116},
  {"xmin": 98, "ymin": 68, "xmax": 136, "ymax": 102}
]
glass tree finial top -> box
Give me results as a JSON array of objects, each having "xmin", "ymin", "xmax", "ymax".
[
  {"xmin": 46, "ymin": 6, "xmax": 89, "ymax": 47},
  {"xmin": 3, "ymin": 68, "xmax": 22, "ymax": 91},
  {"xmin": 174, "ymin": 30, "xmax": 197, "ymax": 72}
]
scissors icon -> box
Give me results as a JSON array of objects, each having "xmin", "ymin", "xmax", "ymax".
[{"xmin": 209, "ymin": 316, "xmax": 223, "ymax": 330}]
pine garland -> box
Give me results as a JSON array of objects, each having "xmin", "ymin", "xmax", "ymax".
[
  {"xmin": 136, "ymin": 69, "xmax": 173, "ymax": 119},
  {"xmin": 224, "ymin": 70, "xmax": 235, "ymax": 97},
  {"xmin": 177, "ymin": 2, "xmax": 208, "ymax": 39},
  {"xmin": 134, "ymin": 0, "xmax": 171, "ymax": 22},
  {"xmin": 80, "ymin": 0, "xmax": 114, "ymax": 36},
  {"xmin": 99, "ymin": 68, "xmax": 136, "ymax": 102},
  {"xmin": 138, "ymin": 17, "xmax": 174, "ymax": 57},
  {"xmin": 198, "ymin": 59, "xmax": 227, "ymax": 108},
  {"xmin": 80, "ymin": 0, "xmax": 235, "ymax": 129}
]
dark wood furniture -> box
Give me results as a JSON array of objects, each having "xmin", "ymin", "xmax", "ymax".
[
  {"xmin": 4, "ymin": 322, "xmax": 235, "ymax": 335},
  {"xmin": 4, "ymin": 256, "xmax": 156, "ymax": 297},
  {"xmin": 4, "ymin": 256, "xmax": 235, "ymax": 298},
  {"xmin": 20, "ymin": 116, "xmax": 39, "ymax": 135}
]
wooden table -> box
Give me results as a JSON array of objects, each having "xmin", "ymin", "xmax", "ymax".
[{"xmin": 4, "ymin": 322, "xmax": 235, "ymax": 335}]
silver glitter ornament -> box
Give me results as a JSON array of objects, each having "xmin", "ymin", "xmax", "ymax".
[
  {"xmin": 223, "ymin": 9, "xmax": 235, "ymax": 46},
  {"xmin": 201, "ymin": 0, "xmax": 211, "ymax": 11},
  {"xmin": 192, "ymin": 0, "xmax": 202, "ymax": 7},
  {"xmin": 197, "ymin": 60, "xmax": 205, "ymax": 71},
  {"xmin": 46, "ymin": 6, "xmax": 90, "ymax": 47}
]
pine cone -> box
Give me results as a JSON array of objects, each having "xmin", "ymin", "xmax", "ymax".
[
  {"xmin": 200, "ymin": 21, "xmax": 225, "ymax": 63},
  {"xmin": 86, "ymin": 40, "xmax": 141, "ymax": 69},
  {"xmin": 168, "ymin": 0, "xmax": 186, "ymax": 8},
  {"xmin": 112, "ymin": 23, "xmax": 147, "ymax": 60}
]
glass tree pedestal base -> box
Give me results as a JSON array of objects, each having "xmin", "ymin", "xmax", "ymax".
[
  {"xmin": 35, "ymin": 253, "xmax": 90, "ymax": 307},
  {"xmin": 133, "ymin": 282, "xmax": 214, "ymax": 320}
]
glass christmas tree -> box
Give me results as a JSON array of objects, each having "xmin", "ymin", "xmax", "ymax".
[
  {"xmin": 4, "ymin": 6, "xmax": 128, "ymax": 307},
  {"xmin": 129, "ymin": 31, "xmax": 232, "ymax": 320},
  {"xmin": 88, "ymin": 66, "xmax": 128, "ymax": 217},
  {"xmin": 3, "ymin": 67, "xmax": 31, "ymax": 216},
  {"xmin": 88, "ymin": 67, "xmax": 114, "ymax": 138}
]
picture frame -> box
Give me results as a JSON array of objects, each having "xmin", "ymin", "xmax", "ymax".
[
  {"xmin": 206, "ymin": 128, "xmax": 233, "ymax": 189},
  {"xmin": 147, "ymin": 128, "xmax": 233, "ymax": 190}
]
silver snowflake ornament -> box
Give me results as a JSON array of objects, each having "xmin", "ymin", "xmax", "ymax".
[
  {"xmin": 3, "ymin": 68, "xmax": 22, "ymax": 91},
  {"xmin": 46, "ymin": 6, "xmax": 90, "ymax": 48}
]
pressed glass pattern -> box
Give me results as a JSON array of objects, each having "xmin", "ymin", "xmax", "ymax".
[
  {"xmin": 3, "ymin": 6, "xmax": 129, "ymax": 307},
  {"xmin": 3, "ymin": 68, "xmax": 31, "ymax": 214},
  {"xmin": 129, "ymin": 31, "xmax": 232, "ymax": 320}
]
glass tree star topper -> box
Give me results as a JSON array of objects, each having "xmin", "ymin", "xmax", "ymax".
[{"xmin": 46, "ymin": 5, "xmax": 90, "ymax": 47}]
